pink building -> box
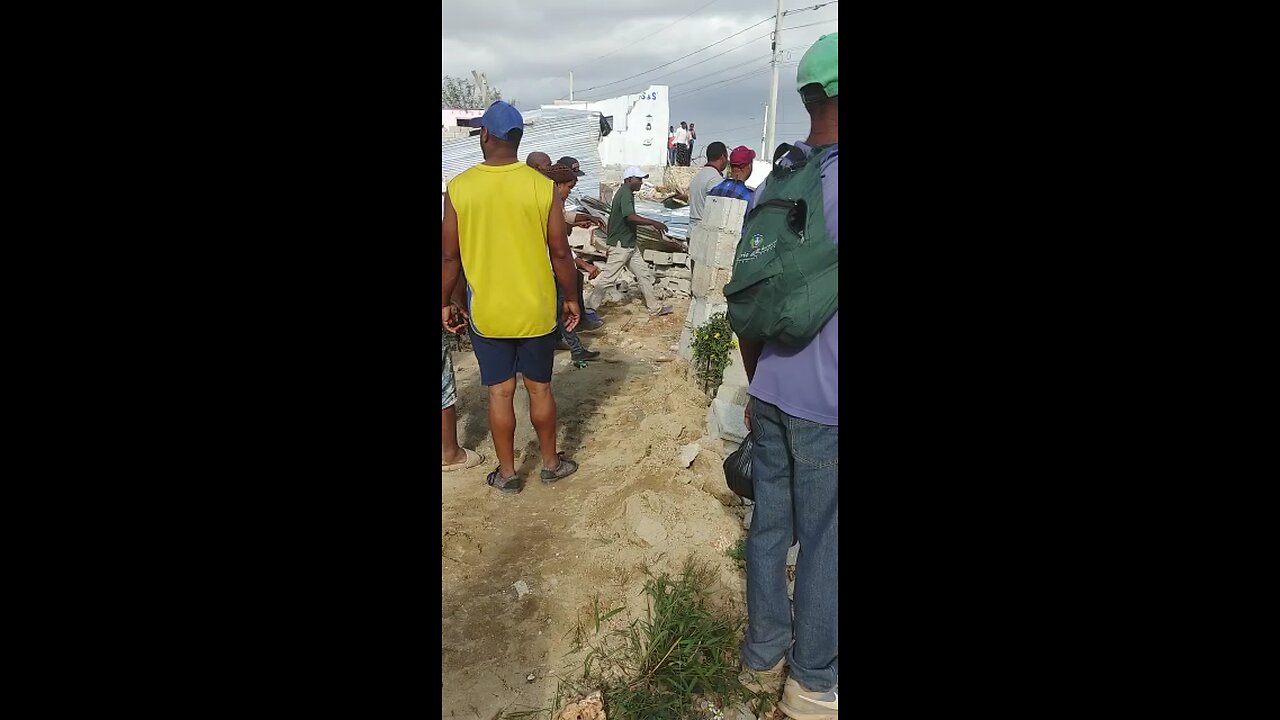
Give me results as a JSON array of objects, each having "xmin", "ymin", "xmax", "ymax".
[{"xmin": 442, "ymin": 109, "xmax": 483, "ymax": 128}]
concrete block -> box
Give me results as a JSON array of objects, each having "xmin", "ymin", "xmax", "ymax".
[
  {"xmin": 568, "ymin": 226, "xmax": 592, "ymax": 248},
  {"xmin": 672, "ymin": 252, "xmax": 688, "ymax": 266},
  {"xmin": 689, "ymin": 226, "xmax": 718, "ymax": 265},
  {"xmin": 700, "ymin": 196, "xmax": 749, "ymax": 232},
  {"xmin": 667, "ymin": 278, "xmax": 691, "ymax": 293},
  {"xmin": 721, "ymin": 352, "xmax": 749, "ymax": 389},
  {"xmin": 665, "ymin": 267, "xmax": 692, "ymax": 279},
  {"xmin": 713, "ymin": 232, "xmax": 741, "ymax": 269},
  {"xmin": 711, "ymin": 396, "xmax": 748, "ymax": 446},
  {"xmin": 692, "ymin": 262, "xmax": 734, "ymax": 300},
  {"xmin": 644, "ymin": 250, "xmax": 673, "ymax": 264}
]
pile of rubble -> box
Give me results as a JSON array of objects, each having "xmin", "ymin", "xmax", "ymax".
[
  {"xmin": 644, "ymin": 249, "xmax": 693, "ymax": 298},
  {"xmin": 565, "ymin": 227, "xmax": 694, "ymax": 300}
]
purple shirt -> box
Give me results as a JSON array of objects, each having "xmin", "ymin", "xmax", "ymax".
[{"xmin": 747, "ymin": 141, "xmax": 838, "ymax": 426}]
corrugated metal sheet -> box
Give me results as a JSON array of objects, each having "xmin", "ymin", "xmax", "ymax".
[{"xmin": 441, "ymin": 107, "xmax": 603, "ymax": 208}]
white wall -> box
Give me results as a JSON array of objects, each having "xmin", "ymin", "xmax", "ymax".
[{"xmin": 545, "ymin": 85, "xmax": 669, "ymax": 168}]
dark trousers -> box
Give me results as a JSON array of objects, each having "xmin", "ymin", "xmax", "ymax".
[{"xmin": 676, "ymin": 143, "xmax": 690, "ymax": 166}]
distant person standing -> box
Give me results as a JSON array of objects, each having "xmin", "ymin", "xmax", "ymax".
[
  {"xmin": 688, "ymin": 122, "xmax": 698, "ymax": 160},
  {"xmin": 442, "ymin": 100, "xmax": 582, "ymax": 494},
  {"xmin": 686, "ymin": 141, "xmax": 728, "ymax": 232},
  {"xmin": 674, "ymin": 121, "xmax": 690, "ymax": 166},
  {"xmin": 585, "ymin": 167, "xmax": 673, "ymax": 317},
  {"xmin": 667, "ymin": 126, "xmax": 676, "ymax": 166}
]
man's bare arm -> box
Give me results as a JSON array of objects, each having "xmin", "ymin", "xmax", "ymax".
[
  {"xmin": 442, "ymin": 194, "xmax": 463, "ymax": 308},
  {"xmin": 547, "ymin": 196, "xmax": 577, "ymax": 302},
  {"xmin": 451, "ymin": 267, "xmax": 467, "ymax": 307},
  {"xmin": 625, "ymin": 214, "xmax": 669, "ymax": 233}
]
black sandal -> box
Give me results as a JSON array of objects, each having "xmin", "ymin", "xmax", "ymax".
[
  {"xmin": 486, "ymin": 467, "xmax": 522, "ymax": 494},
  {"xmin": 540, "ymin": 454, "xmax": 579, "ymax": 484}
]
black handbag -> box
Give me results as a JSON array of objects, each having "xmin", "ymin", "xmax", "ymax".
[{"xmin": 723, "ymin": 433, "xmax": 755, "ymax": 501}]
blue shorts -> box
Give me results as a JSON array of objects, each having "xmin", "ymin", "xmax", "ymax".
[{"xmin": 468, "ymin": 329, "xmax": 558, "ymax": 386}]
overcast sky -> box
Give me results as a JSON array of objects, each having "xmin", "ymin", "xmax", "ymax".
[{"xmin": 442, "ymin": 0, "xmax": 838, "ymax": 157}]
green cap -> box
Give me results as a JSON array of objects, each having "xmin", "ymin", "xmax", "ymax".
[{"xmin": 796, "ymin": 33, "xmax": 838, "ymax": 100}]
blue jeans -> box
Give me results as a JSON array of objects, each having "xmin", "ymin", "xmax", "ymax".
[{"xmin": 741, "ymin": 397, "xmax": 838, "ymax": 692}]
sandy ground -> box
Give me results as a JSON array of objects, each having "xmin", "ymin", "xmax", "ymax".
[{"xmin": 441, "ymin": 295, "xmax": 754, "ymax": 719}]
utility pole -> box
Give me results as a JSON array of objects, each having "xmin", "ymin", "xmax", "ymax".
[
  {"xmin": 471, "ymin": 70, "xmax": 491, "ymax": 106},
  {"xmin": 570, "ymin": 71, "xmax": 574, "ymax": 101},
  {"xmin": 760, "ymin": 104, "xmax": 770, "ymax": 157},
  {"xmin": 764, "ymin": 0, "xmax": 783, "ymax": 157}
]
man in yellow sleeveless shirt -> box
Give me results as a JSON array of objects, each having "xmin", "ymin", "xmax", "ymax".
[{"xmin": 442, "ymin": 101, "xmax": 581, "ymax": 494}]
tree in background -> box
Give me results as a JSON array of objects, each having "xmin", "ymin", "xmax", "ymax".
[{"xmin": 441, "ymin": 75, "xmax": 503, "ymax": 109}]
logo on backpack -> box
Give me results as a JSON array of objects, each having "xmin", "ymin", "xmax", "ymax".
[{"xmin": 736, "ymin": 233, "xmax": 776, "ymax": 265}]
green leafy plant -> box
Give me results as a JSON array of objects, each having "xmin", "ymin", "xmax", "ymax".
[
  {"xmin": 502, "ymin": 559, "xmax": 774, "ymax": 720},
  {"xmin": 726, "ymin": 538, "xmax": 747, "ymax": 571},
  {"xmin": 690, "ymin": 312, "xmax": 737, "ymax": 397}
]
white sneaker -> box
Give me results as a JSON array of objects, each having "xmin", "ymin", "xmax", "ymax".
[{"xmin": 778, "ymin": 676, "xmax": 838, "ymax": 719}]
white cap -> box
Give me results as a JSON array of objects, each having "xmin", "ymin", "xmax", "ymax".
[{"xmin": 623, "ymin": 166, "xmax": 648, "ymax": 180}]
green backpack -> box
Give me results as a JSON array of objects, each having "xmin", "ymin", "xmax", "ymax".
[{"xmin": 723, "ymin": 144, "xmax": 837, "ymax": 348}]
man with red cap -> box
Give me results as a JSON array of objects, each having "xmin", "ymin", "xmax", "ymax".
[{"xmin": 708, "ymin": 145, "xmax": 758, "ymax": 205}]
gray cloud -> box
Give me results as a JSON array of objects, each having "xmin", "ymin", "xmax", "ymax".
[{"xmin": 442, "ymin": 0, "xmax": 838, "ymax": 158}]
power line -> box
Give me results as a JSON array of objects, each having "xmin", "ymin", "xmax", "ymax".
[
  {"xmin": 669, "ymin": 54, "xmax": 772, "ymax": 89},
  {"xmin": 575, "ymin": 14, "xmax": 775, "ymax": 97},
  {"xmin": 781, "ymin": 18, "xmax": 838, "ymax": 32},
  {"xmin": 592, "ymin": 0, "xmax": 725, "ymax": 62},
  {"xmin": 621, "ymin": 31, "xmax": 773, "ymax": 92},
  {"xmin": 782, "ymin": 1, "xmax": 839, "ymax": 16},
  {"xmin": 672, "ymin": 67, "xmax": 771, "ymax": 99},
  {"xmin": 672, "ymin": 62, "xmax": 798, "ymax": 99},
  {"xmin": 711, "ymin": 121, "xmax": 808, "ymax": 135}
]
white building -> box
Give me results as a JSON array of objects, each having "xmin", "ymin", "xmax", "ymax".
[{"xmin": 547, "ymin": 85, "xmax": 669, "ymax": 169}]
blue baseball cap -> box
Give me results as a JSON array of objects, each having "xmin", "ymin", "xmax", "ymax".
[{"xmin": 469, "ymin": 100, "xmax": 524, "ymax": 141}]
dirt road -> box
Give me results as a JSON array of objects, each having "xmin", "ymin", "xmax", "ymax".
[{"xmin": 441, "ymin": 298, "xmax": 750, "ymax": 719}]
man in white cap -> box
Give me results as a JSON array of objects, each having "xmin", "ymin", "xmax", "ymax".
[{"xmin": 584, "ymin": 167, "xmax": 673, "ymax": 317}]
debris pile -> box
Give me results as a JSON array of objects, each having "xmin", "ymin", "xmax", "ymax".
[{"xmin": 569, "ymin": 196, "xmax": 694, "ymax": 300}]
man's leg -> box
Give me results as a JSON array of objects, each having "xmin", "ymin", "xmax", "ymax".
[
  {"xmin": 522, "ymin": 376, "xmax": 559, "ymax": 469},
  {"xmin": 514, "ymin": 332, "xmax": 577, "ymax": 477},
  {"xmin": 584, "ymin": 245, "xmax": 628, "ymax": 311},
  {"xmin": 469, "ymin": 330, "xmax": 520, "ymax": 479},
  {"xmin": 625, "ymin": 247, "xmax": 666, "ymax": 313},
  {"xmin": 442, "ymin": 338, "xmax": 466, "ymax": 465},
  {"xmin": 786, "ymin": 413, "xmax": 839, "ymax": 693},
  {"xmin": 741, "ymin": 398, "xmax": 795, "ymax": 671},
  {"xmin": 486, "ymin": 378, "xmax": 518, "ymax": 477}
]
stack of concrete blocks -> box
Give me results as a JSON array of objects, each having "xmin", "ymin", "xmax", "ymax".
[
  {"xmin": 671, "ymin": 195, "xmax": 751, "ymax": 456},
  {"xmin": 644, "ymin": 249, "xmax": 692, "ymax": 298},
  {"xmin": 441, "ymin": 126, "xmax": 472, "ymax": 140}
]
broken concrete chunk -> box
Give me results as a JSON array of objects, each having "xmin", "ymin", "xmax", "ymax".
[{"xmin": 679, "ymin": 442, "xmax": 701, "ymax": 468}]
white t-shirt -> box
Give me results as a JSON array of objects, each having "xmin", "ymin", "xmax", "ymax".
[{"xmin": 674, "ymin": 127, "xmax": 689, "ymax": 145}]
